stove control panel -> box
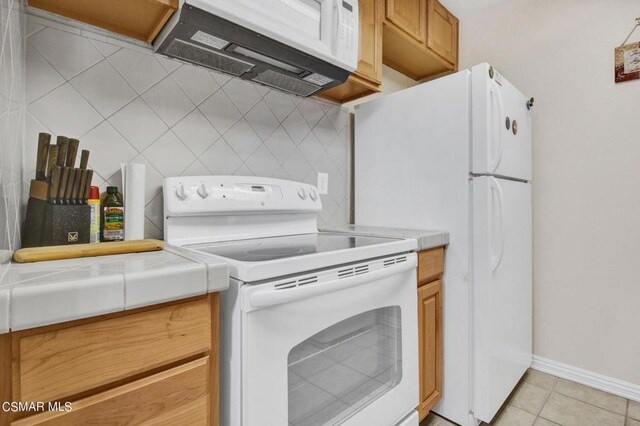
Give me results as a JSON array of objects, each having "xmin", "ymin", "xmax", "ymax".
[{"xmin": 164, "ymin": 175, "xmax": 322, "ymax": 217}]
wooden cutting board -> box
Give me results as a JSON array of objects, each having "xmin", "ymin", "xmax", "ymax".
[{"xmin": 13, "ymin": 239, "xmax": 165, "ymax": 263}]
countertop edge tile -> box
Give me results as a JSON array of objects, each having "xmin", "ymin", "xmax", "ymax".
[
  {"xmin": 0, "ymin": 289, "xmax": 9, "ymax": 333},
  {"xmin": 10, "ymin": 274, "xmax": 125, "ymax": 332},
  {"xmin": 164, "ymin": 244, "xmax": 231, "ymax": 292},
  {"xmin": 1, "ymin": 247, "xmax": 230, "ymax": 334},
  {"xmin": 124, "ymin": 263, "xmax": 208, "ymax": 310}
]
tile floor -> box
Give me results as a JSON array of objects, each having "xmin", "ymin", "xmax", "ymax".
[{"xmin": 421, "ymin": 369, "xmax": 640, "ymax": 426}]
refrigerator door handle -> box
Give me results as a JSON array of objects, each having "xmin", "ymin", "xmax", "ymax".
[
  {"xmin": 489, "ymin": 79, "xmax": 505, "ymax": 173},
  {"xmin": 489, "ymin": 177, "xmax": 505, "ymax": 272}
]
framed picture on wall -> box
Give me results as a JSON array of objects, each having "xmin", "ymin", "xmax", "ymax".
[{"xmin": 615, "ymin": 42, "xmax": 640, "ymax": 83}]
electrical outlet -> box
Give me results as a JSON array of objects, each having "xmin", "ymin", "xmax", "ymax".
[{"xmin": 317, "ymin": 172, "xmax": 328, "ymax": 195}]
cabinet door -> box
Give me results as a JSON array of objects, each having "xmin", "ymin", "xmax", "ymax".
[
  {"xmin": 427, "ymin": 0, "xmax": 458, "ymax": 65},
  {"xmin": 417, "ymin": 279, "xmax": 442, "ymax": 419},
  {"xmin": 386, "ymin": 0, "xmax": 426, "ymax": 43},
  {"xmin": 357, "ymin": 0, "xmax": 383, "ymax": 83},
  {"xmin": 11, "ymin": 357, "xmax": 210, "ymax": 426}
]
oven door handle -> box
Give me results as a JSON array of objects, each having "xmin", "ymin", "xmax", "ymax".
[{"xmin": 249, "ymin": 261, "xmax": 415, "ymax": 309}]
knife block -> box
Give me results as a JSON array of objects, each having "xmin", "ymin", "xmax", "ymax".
[
  {"xmin": 40, "ymin": 203, "xmax": 91, "ymax": 247},
  {"xmin": 21, "ymin": 180, "xmax": 90, "ymax": 248},
  {"xmin": 21, "ymin": 180, "xmax": 49, "ymax": 248}
]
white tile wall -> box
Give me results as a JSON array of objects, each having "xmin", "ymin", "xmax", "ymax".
[
  {"xmin": 25, "ymin": 19, "xmax": 351, "ymax": 239},
  {"xmin": 0, "ymin": 0, "xmax": 25, "ymax": 253}
]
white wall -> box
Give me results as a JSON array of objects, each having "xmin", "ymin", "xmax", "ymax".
[
  {"xmin": 24, "ymin": 17, "xmax": 350, "ymax": 239},
  {"xmin": 460, "ymin": 0, "xmax": 640, "ymax": 384},
  {"xmin": 0, "ymin": 0, "xmax": 25, "ymax": 259},
  {"xmin": 344, "ymin": 65, "xmax": 419, "ymax": 110}
]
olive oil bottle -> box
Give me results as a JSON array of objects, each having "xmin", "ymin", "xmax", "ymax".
[{"xmin": 101, "ymin": 186, "xmax": 124, "ymax": 242}]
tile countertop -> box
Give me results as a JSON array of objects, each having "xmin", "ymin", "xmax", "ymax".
[
  {"xmin": 320, "ymin": 225, "xmax": 449, "ymax": 251},
  {"xmin": 0, "ymin": 245, "xmax": 229, "ymax": 334}
]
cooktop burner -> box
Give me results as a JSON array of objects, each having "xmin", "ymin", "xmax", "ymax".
[{"xmin": 185, "ymin": 233, "xmax": 400, "ymax": 262}]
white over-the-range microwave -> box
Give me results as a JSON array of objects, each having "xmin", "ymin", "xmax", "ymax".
[{"xmin": 154, "ymin": 0, "xmax": 359, "ymax": 97}]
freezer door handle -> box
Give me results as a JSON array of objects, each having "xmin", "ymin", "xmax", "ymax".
[
  {"xmin": 249, "ymin": 260, "xmax": 415, "ymax": 309},
  {"xmin": 489, "ymin": 79, "xmax": 505, "ymax": 173},
  {"xmin": 489, "ymin": 177, "xmax": 505, "ymax": 271}
]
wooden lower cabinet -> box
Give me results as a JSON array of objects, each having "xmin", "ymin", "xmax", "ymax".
[
  {"xmin": 416, "ymin": 247, "xmax": 444, "ymax": 421},
  {"xmin": 0, "ymin": 294, "xmax": 219, "ymax": 426}
]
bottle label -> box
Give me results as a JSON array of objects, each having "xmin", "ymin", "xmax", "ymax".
[
  {"xmin": 103, "ymin": 206, "xmax": 124, "ymax": 241},
  {"xmin": 89, "ymin": 201, "xmax": 100, "ymax": 243}
]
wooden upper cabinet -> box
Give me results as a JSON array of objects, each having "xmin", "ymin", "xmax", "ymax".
[
  {"xmin": 385, "ymin": 0, "xmax": 426, "ymax": 43},
  {"xmin": 357, "ymin": 0, "xmax": 383, "ymax": 84},
  {"xmin": 427, "ymin": 0, "xmax": 459, "ymax": 66},
  {"xmin": 382, "ymin": 0, "xmax": 458, "ymax": 80},
  {"xmin": 27, "ymin": 0, "xmax": 177, "ymax": 43},
  {"xmin": 318, "ymin": 0, "xmax": 383, "ymax": 104}
]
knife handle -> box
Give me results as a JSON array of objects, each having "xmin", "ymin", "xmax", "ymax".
[
  {"xmin": 49, "ymin": 166, "xmax": 62, "ymax": 204},
  {"xmin": 83, "ymin": 170, "xmax": 94, "ymax": 204},
  {"xmin": 36, "ymin": 133, "xmax": 51, "ymax": 181},
  {"xmin": 67, "ymin": 138, "xmax": 79, "ymax": 168},
  {"xmin": 46, "ymin": 145, "xmax": 58, "ymax": 182},
  {"xmin": 80, "ymin": 150, "xmax": 90, "ymax": 169},
  {"xmin": 64, "ymin": 169, "xmax": 76, "ymax": 204},
  {"xmin": 58, "ymin": 166, "xmax": 70, "ymax": 202},
  {"xmin": 76, "ymin": 169, "xmax": 87, "ymax": 204},
  {"xmin": 71, "ymin": 169, "xmax": 85, "ymax": 204},
  {"xmin": 56, "ymin": 136, "xmax": 69, "ymax": 167}
]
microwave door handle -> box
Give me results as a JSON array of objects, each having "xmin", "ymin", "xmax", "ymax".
[
  {"xmin": 249, "ymin": 261, "xmax": 415, "ymax": 309},
  {"xmin": 332, "ymin": 0, "xmax": 343, "ymax": 55}
]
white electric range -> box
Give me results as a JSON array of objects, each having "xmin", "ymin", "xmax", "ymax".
[{"xmin": 164, "ymin": 176, "xmax": 420, "ymax": 426}]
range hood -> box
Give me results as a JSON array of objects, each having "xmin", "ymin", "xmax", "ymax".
[{"xmin": 153, "ymin": 0, "xmax": 358, "ymax": 97}]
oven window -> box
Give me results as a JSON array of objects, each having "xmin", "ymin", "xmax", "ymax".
[{"xmin": 287, "ymin": 306, "xmax": 402, "ymax": 425}]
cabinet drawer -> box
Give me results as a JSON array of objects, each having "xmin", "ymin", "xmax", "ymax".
[
  {"xmin": 417, "ymin": 247, "xmax": 444, "ymax": 284},
  {"xmin": 15, "ymin": 297, "xmax": 211, "ymax": 402},
  {"xmin": 13, "ymin": 357, "xmax": 209, "ymax": 425}
]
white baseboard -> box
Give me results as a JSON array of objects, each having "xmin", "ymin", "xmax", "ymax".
[{"xmin": 531, "ymin": 355, "xmax": 640, "ymax": 402}]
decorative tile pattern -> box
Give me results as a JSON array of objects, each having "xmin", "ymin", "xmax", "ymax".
[
  {"xmin": 0, "ymin": 0, "xmax": 25, "ymax": 253},
  {"xmin": 25, "ymin": 18, "xmax": 350, "ymax": 240}
]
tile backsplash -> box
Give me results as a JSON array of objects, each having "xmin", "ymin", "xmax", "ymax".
[
  {"xmin": 25, "ymin": 17, "xmax": 350, "ymax": 240},
  {"xmin": 0, "ymin": 0, "xmax": 25, "ymax": 254}
]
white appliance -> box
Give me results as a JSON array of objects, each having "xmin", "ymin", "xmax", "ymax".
[
  {"xmin": 163, "ymin": 176, "xmax": 420, "ymax": 426},
  {"xmin": 154, "ymin": 0, "xmax": 358, "ymax": 97},
  {"xmin": 354, "ymin": 63, "xmax": 533, "ymax": 426}
]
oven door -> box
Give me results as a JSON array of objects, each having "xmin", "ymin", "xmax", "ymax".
[{"xmin": 240, "ymin": 254, "xmax": 418, "ymax": 425}]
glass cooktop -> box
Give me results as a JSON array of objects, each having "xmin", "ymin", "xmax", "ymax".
[{"xmin": 185, "ymin": 233, "xmax": 401, "ymax": 262}]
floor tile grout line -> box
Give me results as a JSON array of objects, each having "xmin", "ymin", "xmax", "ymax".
[
  {"xmin": 550, "ymin": 389, "xmax": 628, "ymax": 417},
  {"xmin": 532, "ymin": 376, "xmax": 556, "ymax": 418},
  {"xmin": 526, "ymin": 373, "xmax": 629, "ymax": 418}
]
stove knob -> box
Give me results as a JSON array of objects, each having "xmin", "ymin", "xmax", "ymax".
[
  {"xmin": 309, "ymin": 189, "xmax": 318, "ymax": 201},
  {"xmin": 175, "ymin": 183, "xmax": 191, "ymax": 201},
  {"xmin": 297, "ymin": 187, "xmax": 307, "ymax": 200},
  {"xmin": 197, "ymin": 183, "xmax": 210, "ymax": 199}
]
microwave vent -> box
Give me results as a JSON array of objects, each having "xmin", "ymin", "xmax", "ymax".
[
  {"xmin": 165, "ymin": 39, "xmax": 255, "ymax": 76},
  {"xmin": 252, "ymin": 69, "xmax": 320, "ymax": 97}
]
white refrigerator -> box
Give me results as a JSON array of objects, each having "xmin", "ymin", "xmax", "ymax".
[{"xmin": 354, "ymin": 63, "xmax": 532, "ymax": 426}]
